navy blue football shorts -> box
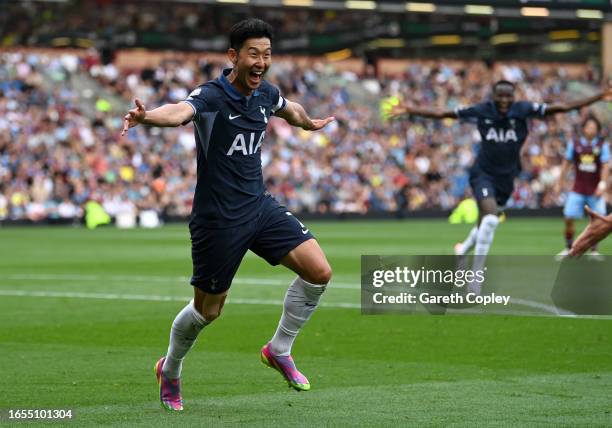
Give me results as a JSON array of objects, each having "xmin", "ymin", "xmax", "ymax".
[
  {"xmin": 189, "ymin": 195, "xmax": 315, "ymax": 294},
  {"xmin": 468, "ymin": 165, "xmax": 514, "ymax": 207}
]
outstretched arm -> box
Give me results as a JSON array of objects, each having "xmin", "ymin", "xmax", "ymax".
[
  {"xmin": 121, "ymin": 99, "xmax": 194, "ymax": 136},
  {"xmin": 391, "ymin": 103, "xmax": 458, "ymax": 120},
  {"xmin": 275, "ymin": 100, "xmax": 335, "ymax": 131},
  {"xmin": 569, "ymin": 206, "xmax": 612, "ymax": 257},
  {"xmin": 545, "ymin": 87, "xmax": 612, "ymax": 115}
]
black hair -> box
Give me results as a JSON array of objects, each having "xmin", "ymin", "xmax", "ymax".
[
  {"xmin": 493, "ymin": 80, "xmax": 515, "ymax": 92},
  {"xmin": 229, "ymin": 19, "xmax": 274, "ymax": 52},
  {"xmin": 582, "ymin": 115, "xmax": 602, "ymax": 133}
]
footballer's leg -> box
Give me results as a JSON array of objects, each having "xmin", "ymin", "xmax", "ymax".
[
  {"xmin": 261, "ymin": 239, "xmax": 330, "ymax": 391},
  {"xmin": 555, "ymin": 218, "xmax": 575, "ymax": 260},
  {"xmin": 275, "ymin": 239, "xmax": 331, "ymax": 355},
  {"xmin": 565, "ymin": 218, "xmax": 576, "ymax": 249},
  {"xmin": 475, "ymin": 197, "xmax": 500, "ymax": 256},
  {"xmin": 468, "ymin": 197, "xmax": 500, "ymax": 294},
  {"xmin": 455, "ymin": 225, "xmax": 478, "ymax": 256},
  {"xmin": 557, "ymin": 191, "xmax": 582, "ymax": 260},
  {"xmin": 156, "ymin": 292, "xmax": 226, "ymax": 411},
  {"xmin": 465, "ymin": 170, "xmax": 501, "ymax": 293},
  {"xmin": 462, "ymin": 168, "xmax": 499, "ymax": 258},
  {"xmin": 473, "ymin": 197, "xmax": 500, "ymax": 260},
  {"xmin": 251, "ymin": 199, "xmax": 331, "ymax": 391},
  {"xmin": 156, "ymin": 220, "xmax": 252, "ymax": 411},
  {"xmin": 280, "ymin": 238, "xmax": 332, "ymax": 284}
]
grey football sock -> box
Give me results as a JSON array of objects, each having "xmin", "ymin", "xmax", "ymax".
[
  {"xmin": 270, "ymin": 277, "xmax": 327, "ymax": 356},
  {"xmin": 162, "ymin": 299, "xmax": 208, "ymax": 379}
]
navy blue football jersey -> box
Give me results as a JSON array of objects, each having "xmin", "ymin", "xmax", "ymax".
[
  {"xmin": 182, "ymin": 68, "xmax": 287, "ymax": 228},
  {"xmin": 455, "ymin": 101, "xmax": 547, "ymax": 176}
]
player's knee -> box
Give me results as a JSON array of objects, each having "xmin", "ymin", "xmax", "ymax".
[
  {"xmin": 305, "ymin": 263, "xmax": 332, "ymax": 285},
  {"xmin": 479, "ymin": 199, "xmax": 498, "ymax": 216},
  {"xmin": 201, "ymin": 306, "xmax": 223, "ymax": 323}
]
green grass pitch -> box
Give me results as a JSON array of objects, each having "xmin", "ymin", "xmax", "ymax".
[{"xmin": 1, "ymin": 218, "xmax": 611, "ymax": 426}]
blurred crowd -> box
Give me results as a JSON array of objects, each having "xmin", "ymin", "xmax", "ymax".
[
  {"xmin": 1, "ymin": 0, "xmax": 380, "ymax": 50},
  {"xmin": 0, "ymin": 49, "xmax": 610, "ymax": 222}
]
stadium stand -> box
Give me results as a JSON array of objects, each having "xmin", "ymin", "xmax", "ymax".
[
  {"xmin": 0, "ymin": 1, "xmax": 610, "ymax": 222},
  {"xmin": 1, "ymin": 49, "xmax": 609, "ymax": 222}
]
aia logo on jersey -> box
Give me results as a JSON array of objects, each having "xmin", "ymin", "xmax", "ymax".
[
  {"xmin": 226, "ymin": 131, "xmax": 265, "ymax": 156},
  {"xmin": 485, "ymin": 127, "xmax": 518, "ymax": 143}
]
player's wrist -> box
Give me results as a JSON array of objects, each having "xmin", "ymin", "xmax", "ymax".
[{"xmin": 140, "ymin": 111, "xmax": 154, "ymax": 125}]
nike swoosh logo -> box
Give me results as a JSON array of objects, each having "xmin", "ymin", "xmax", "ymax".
[
  {"xmin": 229, "ymin": 114, "xmax": 241, "ymax": 120},
  {"xmin": 302, "ymin": 228, "xmax": 309, "ymax": 235}
]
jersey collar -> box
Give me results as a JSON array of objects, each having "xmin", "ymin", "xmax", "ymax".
[
  {"xmin": 489, "ymin": 100, "xmax": 513, "ymax": 117},
  {"xmin": 219, "ymin": 68, "xmax": 261, "ymax": 101}
]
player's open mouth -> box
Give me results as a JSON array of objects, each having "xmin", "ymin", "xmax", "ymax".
[{"xmin": 249, "ymin": 71, "xmax": 263, "ymax": 85}]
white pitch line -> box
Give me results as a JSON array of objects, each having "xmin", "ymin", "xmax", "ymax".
[
  {"xmin": 511, "ymin": 297, "xmax": 576, "ymax": 317},
  {"xmin": 0, "ymin": 289, "xmax": 361, "ymax": 309},
  {"xmin": 0, "ymin": 274, "xmax": 360, "ymax": 289},
  {"xmin": 0, "ymin": 274, "xmax": 579, "ymax": 316}
]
